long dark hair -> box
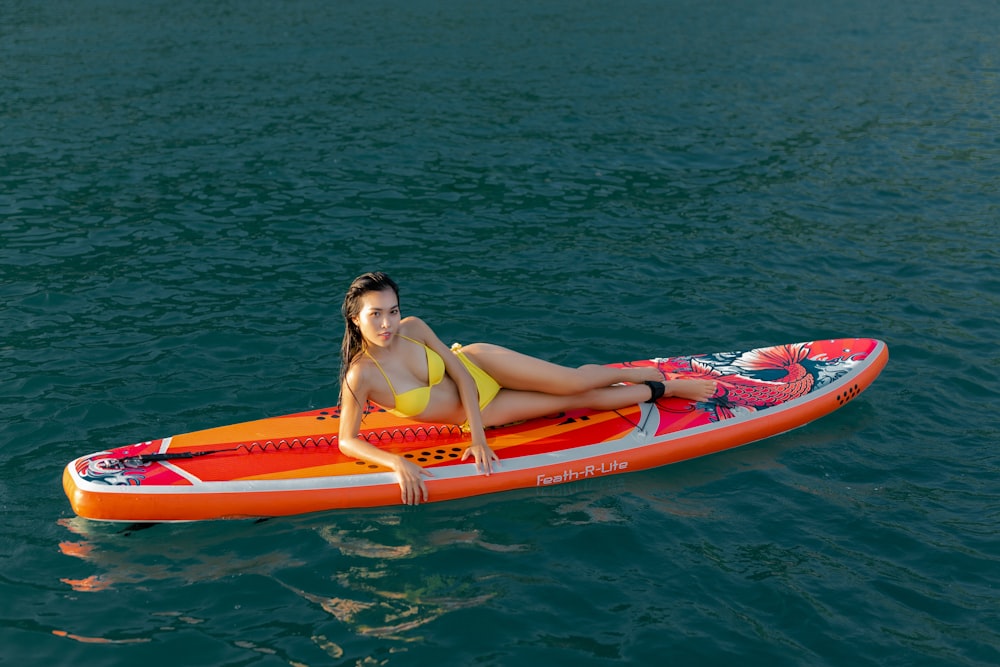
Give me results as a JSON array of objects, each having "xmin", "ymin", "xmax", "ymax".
[{"xmin": 338, "ymin": 271, "xmax": 400, "ymax": 407}]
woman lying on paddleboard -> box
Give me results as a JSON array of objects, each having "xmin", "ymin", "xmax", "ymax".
[{"xmin": 338, "ymin": 271, "xmax": 717, "ymax": 505}]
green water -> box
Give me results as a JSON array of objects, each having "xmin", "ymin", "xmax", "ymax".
[{"xmin": 2, "ymin": 0, "xmax": 998, "ymax": 665}]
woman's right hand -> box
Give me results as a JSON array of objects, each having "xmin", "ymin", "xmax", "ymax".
[
  {"xmin": 391, "ymin": 456, "xmax": 432, "ymax": 505},
  {"xmin": 461, "ymin": 428, "xmax": 500, "ymax": 476}
]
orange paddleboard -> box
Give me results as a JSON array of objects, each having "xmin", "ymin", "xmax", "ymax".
[{"xmin": 63, "ymin": 338, "xmax": 887, "ymax": 522}]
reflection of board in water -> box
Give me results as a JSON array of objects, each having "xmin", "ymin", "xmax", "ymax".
[
  {"xmin": 62, "ymin": 338, "xmax": 888, "ymax": 522},
  {"xmin": 56, "ymin": 513, "xmax": 506, "ymax": 645}
]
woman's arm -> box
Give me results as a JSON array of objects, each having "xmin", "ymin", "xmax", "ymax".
[
  {"xmin": 404, "ymin": 317, "xmax": 499, "ymax": 475},
  {"xmin": 338, "ymin": 365, "xmax": 430, "ymax": 505}
]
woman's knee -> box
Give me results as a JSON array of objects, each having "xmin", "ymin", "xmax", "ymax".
[{"xmin": 552, "ymin": 365, "xmax": 600, "ymax": 394}]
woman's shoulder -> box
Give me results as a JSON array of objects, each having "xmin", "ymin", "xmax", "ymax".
[
  {"xmin": 399, "ymin": 316, "xmax": 451, "ymax": 354},
  {"xmin": 399, "ymin": 315, "xmax": 432, "ymax": 336},
  {"xmin": 343, "ymin": 354, "xmax": 377, "ymax": 389}
]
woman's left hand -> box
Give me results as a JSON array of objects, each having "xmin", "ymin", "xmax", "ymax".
[{"xmin": 461, "ymin": 430, "xmax": 500, "ymax": 476}]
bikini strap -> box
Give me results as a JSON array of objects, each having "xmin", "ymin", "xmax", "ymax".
[
  {"xmin": 364, "ymin": 335, "xmax": 428, "ymax": 395},
  {"xmin": 364, "ymin": 350, "xmax": 397, "ymax": 395}
]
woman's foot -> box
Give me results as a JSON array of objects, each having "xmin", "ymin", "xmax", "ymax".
[
  {"xmin": 643, "ymin": 378, "xmax": 718, "ymax": 404},
  {"xmin": 628, "ymin": 366, "xmax": 665, "ymax": 383},
  {"xmin": 623, "ymin": 367, "xmax": 718, "ymax": 402},
  {"xmin": 666, "ymin": 378, "xmax": 717, "ymax": 402}
]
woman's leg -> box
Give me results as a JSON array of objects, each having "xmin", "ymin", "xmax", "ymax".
[
  {"xmin": 458, "ymin": 343, "xmax": 661, "ymax": 395},
  {"xmin": 480, "ymin": 385, "xmax": 653, "ymax": 428}
]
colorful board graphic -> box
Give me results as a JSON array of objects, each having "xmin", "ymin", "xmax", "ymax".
[{"xmin": 63, "ymin": 338, "xmax": 887, "ymax": 522}]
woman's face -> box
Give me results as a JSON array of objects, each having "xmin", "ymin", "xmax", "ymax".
[{"xmin": 353, "ymin": 288, "xmax": 400, "ymax": 349}]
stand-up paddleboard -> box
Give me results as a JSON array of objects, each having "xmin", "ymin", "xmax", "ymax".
[{"xmin": 63, "ymin": 338, "xmax": 887, "ymax": 522}]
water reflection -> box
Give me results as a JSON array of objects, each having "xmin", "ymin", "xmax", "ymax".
[{"xmin": 56, "ymin": 510, "xmax": 520, "ymax": 646}]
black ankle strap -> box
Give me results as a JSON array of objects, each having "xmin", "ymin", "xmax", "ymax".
[{"xmin": 643, "ymin": 380, "xmax": 665, "ymax": 404}]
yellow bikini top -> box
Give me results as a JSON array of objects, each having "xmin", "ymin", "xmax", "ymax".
[{"xmin": 366, "ymin": 335, "xmax": 445, "ymax": 418}]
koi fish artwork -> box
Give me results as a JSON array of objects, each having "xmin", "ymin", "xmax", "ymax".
[{"xmin": 657, "ymin": 342, "xmax": 863, "ymax": 422}]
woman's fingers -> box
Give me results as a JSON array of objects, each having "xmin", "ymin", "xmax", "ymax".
[
  {"xmin": 461, "ymin": 443, "xmax": 500, "ymax": 476},
  {"xmin": 396, "ymin": 460, "xmax": 431, "ymax": 505}
]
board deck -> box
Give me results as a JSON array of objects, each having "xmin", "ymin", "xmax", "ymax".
[{"xmin": 63, "ymin": 338, "xmax": 887, "ymax": 522}]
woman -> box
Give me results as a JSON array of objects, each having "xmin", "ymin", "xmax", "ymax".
[{"xmin": 337, "ymin": 272, "xmax": 717, "ymax": 505}]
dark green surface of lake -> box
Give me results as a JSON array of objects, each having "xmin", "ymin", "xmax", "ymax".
[{"xmin": 2, "ymin": 1, "xmax": 998, "ymax": 665}]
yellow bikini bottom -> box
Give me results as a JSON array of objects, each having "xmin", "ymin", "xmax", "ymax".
[{"xmin": 450, "ymin": 343, "xmax": 502, "ymax": 413}]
